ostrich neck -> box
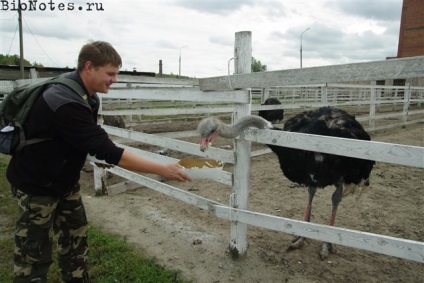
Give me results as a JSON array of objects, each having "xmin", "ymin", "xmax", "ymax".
[{"xmin": 217, "ymin": 116, "xmax": 269, "ymax": 138}]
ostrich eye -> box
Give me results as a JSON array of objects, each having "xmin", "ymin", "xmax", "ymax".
[{"xmin": 210, "ymin": 125, "xmax": 218, "ymax": 134}]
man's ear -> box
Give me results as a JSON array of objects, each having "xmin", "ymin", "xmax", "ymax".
[{"xmin": 84, "ymin": 61, "xmax": 94, "ymax": 72}]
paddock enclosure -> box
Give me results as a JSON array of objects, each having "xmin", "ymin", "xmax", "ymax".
[{"xmin": 1, "ymin": 31, "xmax": 423, "ymax": 282}]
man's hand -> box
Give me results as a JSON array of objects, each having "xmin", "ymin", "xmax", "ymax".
[{"xmin": 94, "ymin": 163, "xmax": 114, "ymax": 169}]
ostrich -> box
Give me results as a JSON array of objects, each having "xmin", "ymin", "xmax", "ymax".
[
  {"xmin": 197, "ymin": 107, "xmax": 375, "ymax": 259},
  {"xmin": 258, "ymin": 97, "xmax": 284, "ymax": 123}
]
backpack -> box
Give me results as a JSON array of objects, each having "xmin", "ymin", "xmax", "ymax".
[{"xmin": 0, "ymin": 75, "xmax": 87, "ymax": 155}]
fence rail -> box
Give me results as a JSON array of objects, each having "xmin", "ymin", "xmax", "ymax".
[
  {"xmin": 97, "ymin": 160, "xmax": 423, "ymax": 263},
  {"xmin": 199, "ymin": 55, "xmax": 424, "ymax": 90},
  {"xmin": 1, "ymin": 73, "xmax": 423, "ymax": 134}
]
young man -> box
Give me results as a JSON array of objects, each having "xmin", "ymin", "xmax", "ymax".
[{"xmin": 7, "ymin": 41, "xmax": 191, "ymax": 283}]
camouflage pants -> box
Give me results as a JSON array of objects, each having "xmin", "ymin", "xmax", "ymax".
[{"xmin": 13, "ymin": 184, "xmax": 90, "ymax": 283}]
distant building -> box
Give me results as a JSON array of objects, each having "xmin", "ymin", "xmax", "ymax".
[
  {"xmin": 397, "ymin": 0, "xmax": 424, "ymax": 58},
  {"xmin": 384, "ymin": 0, "xmax": 424, "ymax": 86}
]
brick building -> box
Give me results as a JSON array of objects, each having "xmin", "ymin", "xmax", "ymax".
[{"xmin": 397, "ymin": 0, "xmax": 424, "ymax": 58}]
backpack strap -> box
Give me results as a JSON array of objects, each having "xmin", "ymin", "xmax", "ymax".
[
  {"xmin": 15, "ymin": 121, "xmax": 51, "ymax": 151},
  {"xmin": 48, "ymin": 75, "xmax": 88, "ymax": 101},
  {"xmin": 18, "ymin": 76, "xmax": 89, "ymax": 151}
]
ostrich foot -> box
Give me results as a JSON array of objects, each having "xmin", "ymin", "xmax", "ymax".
[
  {"xmin": 320, "ymin": 242, "xmax": 335, "ymax": 260},
  {"xmin": 287, "ymin": 236, "xmax": 305, "ymax": 251}
]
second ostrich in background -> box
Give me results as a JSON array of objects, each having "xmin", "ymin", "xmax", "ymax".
[
  {"xmin": 258, "ymin": 97, "xmax": 284, "ymax": 123},
  {"xmin": 197, "ymin": 105, "xmax": 375, "ymax": 259}
]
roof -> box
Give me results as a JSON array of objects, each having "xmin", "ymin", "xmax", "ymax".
[{"xmin": 0, "ymin": 65, "xmax": 156, "ymax": 80}]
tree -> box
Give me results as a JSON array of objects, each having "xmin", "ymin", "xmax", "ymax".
[
  {"xmin": 31, "ymin": 61, "xmax": 44, "ymax": 67},
  {"xmin": 251, "ymin": 57, "xmax": 267, "ymax": 72},
  {"xmin": 0, "ymin": 54, "xmax": 42, "ymax": 67}
]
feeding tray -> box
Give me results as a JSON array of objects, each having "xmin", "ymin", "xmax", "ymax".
[{"xmin": 178, "ymin": 158, "xmax": 224, "ymax": 179}]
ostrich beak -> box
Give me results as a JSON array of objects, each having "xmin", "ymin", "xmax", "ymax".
[
  {"xmin": 200, "ymin": 139, "xmax": 209, "ymax": 152},
  {"xmin": 200, "ymin": 131, "xmax": 217, "ymax": 152}
]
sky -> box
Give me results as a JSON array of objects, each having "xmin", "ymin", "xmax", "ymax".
[{"xmin": 0, "ymin": 0, "xmax": 403, "ymax": 78}]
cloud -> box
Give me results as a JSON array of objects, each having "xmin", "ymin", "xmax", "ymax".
[
  {"xmin": 209, "ymin": 36, "xmax": 233, "ymax": 47},
  {"xmin": 331, "ymin": 0, "xmax": 403, "ymax": 21},
  {"xmin": 0, "ymin": 0, "xmax": 404, "ymax": 77},
  {"xmin": 155, "ymin": 40, "xmax": 180, "ymax": 50},
  {"xmin": 174, "ymin": 0, "xmax": 255, "ymax": 15}
]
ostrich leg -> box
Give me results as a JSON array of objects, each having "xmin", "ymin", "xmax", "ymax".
[
  {"xmin": 287, "ymin": 186, "xmax": 317, "ymax": 251},
  {"xmin": 320, "ymin": 183, "xmax": 343, "ymax": 259}
]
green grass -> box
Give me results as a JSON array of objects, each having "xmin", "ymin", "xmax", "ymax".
[
  {"xmin": 88, "ymin": 227, "xmax": 186, "ymax": 283},
  {"xmin": 0, "ymin": 155, "xmax": 192, "ymax": 283}
]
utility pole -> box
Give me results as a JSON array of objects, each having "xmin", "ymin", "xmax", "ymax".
[
  {"xmin": 300, "ymin": 28, "xmax": 310, "ymax": 68},
  {"xmin": 179, "ymin": 45, "xmax": 188, "ymax": 78},
  {"xmin": 18, "ymin": 0, "xmax": 25, "ymax": 79}
]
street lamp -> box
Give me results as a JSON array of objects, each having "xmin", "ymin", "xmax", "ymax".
[
  {"xmin": 179, "ymin": 45, "xmax": 188, "ymax": 78},
  {"xmin": 300, "ymin": 28, "xmax": 310, "ymax": 68}
]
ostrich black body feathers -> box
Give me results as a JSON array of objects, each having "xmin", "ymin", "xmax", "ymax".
[
  {"xmin": 197, "ymin": 104, "xmax": 375, "ymax": 259},
  {"xmin": 267, "ymin": 107, "xmax": 374, "ymax": 189}
]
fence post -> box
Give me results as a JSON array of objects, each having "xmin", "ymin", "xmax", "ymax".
[
  {"xmin": 29, "ymin": 68, "xmax": 38, "ymax": 79},
  {"xmin": 93, "ymin": 165, "xmax": 108, "ymax": 195},
  {"xmin": 321, "ymin": 83, "xmax": 328, "ymax": 104},
  {"xmin": 402, "ymin": 83, "xmax": 411, "ymax": 124},
  {"xmin": 376, "ymin": 87, "xmax": 381, "ymax": 112},
  {"xmin": 261, "ymin": 87, "xmax": 269, "ymax": 103},
  {"xmin": 369, "ymin": 81, "xmax": 376, "ymax": 132},
  {"xmin": 97, "ymin": 95, "xmax": 105, "ymax": 126},
  {"xmin": 229, "ymin": 31, "xmax": 252, "ymax": 258}
]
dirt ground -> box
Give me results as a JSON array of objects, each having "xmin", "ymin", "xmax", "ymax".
[{"xmin": 79, "ymin": 116, "xmax": 423, "ymax": 283}]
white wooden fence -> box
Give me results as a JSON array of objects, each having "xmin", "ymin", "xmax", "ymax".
[
  {"xmin": 99, "ymin": 76, "xmax": 424, "ymax": 136},
  {"xmin": 2, "ymin": 72, "xmax": 423, "ymax": 134},
  {"xmin": 90, "ymin": 33, "xmax": 424, "ymax": 263},
  {"xmin": 1, "ymin": 32, "xmax": 423, "ymax": 263}
]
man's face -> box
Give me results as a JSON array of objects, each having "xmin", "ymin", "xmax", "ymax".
[{"xmin": 85, "ymin": 62, "xmax": 119, "ymax": 94}]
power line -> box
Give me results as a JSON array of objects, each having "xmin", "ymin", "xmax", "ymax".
[
  {"xmin": 0, "ymin": 12, "xmax": 17, "ymax": 18},
  {"xmin": 2, "ymin": 13, "xmax": 18, "ymax": 56},
  {"xmin": 23, "ymin": 17, "xmax": 60, "ymax": 67},
  {"xmin": 7, "ymin": 23, "xmax": 19, "ymax": 55}
]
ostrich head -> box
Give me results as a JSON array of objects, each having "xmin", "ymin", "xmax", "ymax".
[
  {"xmin": 258, "ymin": 98, "xmax": 284, "ymax": 123},
  {"xmin": 197, "ymin": 115, "xmax": 273, "ymax": 152},
  {"xmin": 198, "ymin": 117, "xmax": 220, "ymax": 152}
]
